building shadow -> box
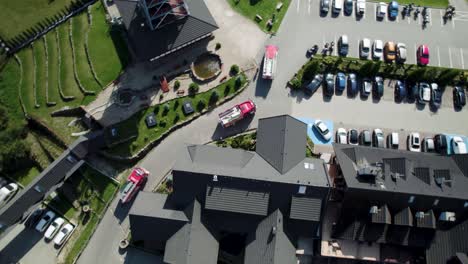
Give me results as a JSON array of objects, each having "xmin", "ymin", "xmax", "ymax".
[
  {"xmin": 123, "ymin": 246, "xmax": 165, "ymax": 264},
  {"xmin": 0, "ymin": 226, "xmax": 43, "ymax": 263},
  {"xmin": 254, "ymin": 75, "xmax": 272, "ymax": 98}
]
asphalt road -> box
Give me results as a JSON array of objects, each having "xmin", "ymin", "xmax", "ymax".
[{"xmin": 76, "ymin": 1, "xmax": 468, "ymax": 264}]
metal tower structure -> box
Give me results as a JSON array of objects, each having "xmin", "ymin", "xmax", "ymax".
[{"xmin": 140, "ymin": 0, "xmax": 190, "ymax": 30}]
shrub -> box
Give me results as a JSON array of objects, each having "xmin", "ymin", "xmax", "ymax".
[
  {"xmin": 302, "ymin": 61, "xmax": 320, "ymax": 81},
  {"xmin": 358, "ymin": 61, "xmax": 375, "ymax": 77},
  {"xmin": 234, "ymin": 75, "xmax": 244, "ymax": 90},
  {"xmin": 174, "ymin": 80, "xmax": 180, "ymax": 90},
  {"xmin": 162, "ymin": 103, "xmax": 170, "ymax": 115},
  {"xmin": 196, "ymin": 100, "xmax": 206, "ymax": 112},
  {"xmin": 438, "ymin": 68, "xmax": 461, "ymax": 85},
  {"xmin": 230, "ymin": 64, "xmax": 240, "ymax": 76},
  {"xmin": 173, "ymin": 114, "xmax": 180, "ymax": 124},
  {"xmin": 153, "ymin": 105, "xmax": 160, "ymax": 114},
  {"xmin": 188, "ymin": 83, "xmax": 199, "ymax": 96},
  {"xmin": 224, "ymin": 84, "xmax": 231, "ymax": 96},
  {"xmin": 209, "ymin": 91, "xmax": 220, "ymax": 105},
  {"xmin": 289, "ymin": 77, "xmax": 302, "ymax": 90},
  {"xmin": 215, "ymin": 43, "xmax": 221, "ymax": 50},
  {"xmin": 174, "ymin": 100, "xmax": 179, "ymax": 110}
]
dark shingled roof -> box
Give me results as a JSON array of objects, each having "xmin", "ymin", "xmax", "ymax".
[
  {"xmin": 205, "ymin": 185, "xmax": 269, "ymax": 216},
  {"xmin": 256, "ymin": 115, "xmax": 307, "ymax": 174},
  {"xmin": 244, "ymin": 210, "xmax": 297, "ymax": 264},
  {"xmin": 333, "ymin": 144, "xmax": 468, "ymax": 200},
  {"xmin": 164, "ymin": 200, "xmax": 218, "ymax": 264},
  {"xmin": 114, "ymin": 0, "xmax": 218, "ymax": 61},
  {"xmin": 289, "ymin": 196, "xmax": 322, "ymax": 221}
]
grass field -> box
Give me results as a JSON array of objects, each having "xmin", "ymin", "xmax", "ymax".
[
  {"xmin": 8, "ymin": 166, "xmax": 40, "ymax": 186},
  {"xmin": 108, "ymin": 74, "xmax": 247, "ymax": 156},
  {"xmin": 368, "ymin": 0, "xmax": 449, "ymax": 8},
  {"xmin": 0, "ymin": 0, "xmax": 74, "ymax": 41},
  {"xmin": 227, "ymin": 0, "xmax": 291, "ymax": 33}
]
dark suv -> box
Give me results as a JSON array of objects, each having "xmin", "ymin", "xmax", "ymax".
[{"xmin": 434, "ymin": 134, "xmax": 448, "ymax": 155}]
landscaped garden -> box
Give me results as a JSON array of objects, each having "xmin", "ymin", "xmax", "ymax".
[
  {"xmin": 106, "ymin": 73, "xmax": 248, "ymax": 157},
  {"xmin": 227, "ymin": 0, "xmax": 291, "ymax": 33},
  {"xmin": 0, "ymin": 2, "xmax": 127, "ymax": 191}
]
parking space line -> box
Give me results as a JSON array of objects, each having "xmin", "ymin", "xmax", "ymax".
[
  {"xmin": 429, "ymin": 9, "xmax": 432, "ymax": 26},
  {"xmin": 334, "ymin": 35, "xmax": 337, "ymax": 56},
  {"xmin": 461, "ymin": 49, "xmax": 465, "ymax": 69},
  {"xmin": 308, "ymin": 0, "xmax": 311, "ymax": 15},
  {"xmin": 356, "ymin": 38, "xmax": 360, "ymax": 57},
  {"xmin": 437, "ymin": 46, "xmax": 441, "ymax": 67},
  {"xmin": 452, "ymin": 17, "xmax": 455, "ymax": 28},
  {"xmin": 374, "ymin": 3, "xmax": 377, "ymax": 21},
  {"xmin": 396, "ymin": 14, "xmax": 399, "ymax": 22},
  {"xmin": 414, "ymin": 44, "xmax": 417, "ymax": 63},
  {"xmin": 407, "ymin": 15, "xmax": 411, "ymax": 24},
  {"xmin": 297, "ymin": 0, "xmax": 300, "ymax": 14},
  {"xmin": 440, "ymin": 10, "xmax": 443, "ymax": 26},
  {"xmin": 449, "ymin": 47, "xmax": 453, "ymax": 68}
]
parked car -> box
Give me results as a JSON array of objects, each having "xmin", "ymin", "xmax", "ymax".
[
  {"xmin": 372, "ymin": 40, "xmax": 384, "ymax": 60},
  {"xmin": 0, "ymin": 183, "xmax": 19, "ymax": 208},
  {"xmin": 324, "ymin": 73, "xmax": 335, "ymax": 96},
  {"xmin": 373, "ymin": 76, "xmax": 384, "ymax": 98},
  {"xmin": 338, "ymin": 35, "xmax": 349, "ymax": 56},
  {"xmin": 408, "ymin": 83, "xmax": 419, "ymax": 101},
  {"xmin": 395, "ymin": 80, "xmax": 407, "ymax": 101},
  {"xmin": 344, "ymin": 0, "xmax": 353, "ymax": 15},
  {"xmin": 376, "ymin": 2, "xmax": 388, "ymax": 18},
  {"xmin": 361, "ymin": 78, "xmax": 372, "ymax": 97},
  {"xmin": 306, "ymin": 74, "xmax": 323, "ymax": 94},
  {"xmin": 423, "ymin": 137, "xmax": 435, "ymax": 152},
  {"xmin": 313, "ymin": 120, "xmax": 332, "ymax": 141},
  {"xmin": 453, "ymin": 86, "xmax": 466, "ymax": 109},
  {"xmin": 430, "ymin": 85, "xmax": 442, "ymax": 109},
  {"xmin": 44, "ymin": 217, "xmax": 65, "ymax": 240},
  {"xmin": 347, "ymin": 73, "xmax": 358, "ymax": 96},
  {"xmin": 388, "ymin": 1, "xmax": 399, "ymax": 18},
  {"xmin": 54, "ymin": 224, "xmax": 74, "ymax": 246},
  {"xmin": 384, "ymin": 41, "xmax": 397, "ymax": 62},
  {"xmin": 396, "ymin": 43, "xmax": 407, "ymax": 63},
  {"xmin": 145, "ymin": 113, "xmax": 157, "ymax": 128},
  {"xmin": 35, "ymin": 210, "xmax": 56, "ymax": 233},
  {"xmin": 360, "ymin": 130, "xmax": 372, "ymax": 146},
  {"xmin": 335, "ymin": 72, "xmax": 346, "ymax": 93},
  {"xmin": 336, "ymin": 128, "xmax": 347, "ymax": 144},
  {"xmin": 417, "ymin": 45, "xmax": 430, "ymax": 66},
  {"xmin": 417, "ymin": 83, "xmax": 431, "ymax": 104},
  {"xmin": 373, "ymin": 129, "xmax": 385, "ymax": 148},
  {"xmin": 360, "ymin": 38, "xmax": 371, "ymax": 59},
  {"xmin": 120, "ymin": 167, "xmax": 149, "ymax": 204},
  {"xmin": 321, "ymin": 0, "xmax": 330, "ymax": 13},
  {"xmin": 408, "ymin": 132, "xmax": 421, "ymax": 152},
  {"xmin": 25, "ymin": 207, "xmax": 44, "ymax": 228},
  {"xmin": 333, "ymin": 0, "xmax": 343, "ymax": 13},
  {"xmin": 452, "ymin": 137, "xmax": 467, "ymax": 154},
  {"xmin": 387, "ymin": 132, "xmax": 399, "ymax": 149},
  {"xmin": 434, "ymin": 134, "xmax": 448, "ymax": 154},
  {"xmin": 356, "ymin": 0, "xmax": 366, "ymax": 15},
  {"xmin": 348, "ymin": 129, "xmax": 359, "ymax": 145}
]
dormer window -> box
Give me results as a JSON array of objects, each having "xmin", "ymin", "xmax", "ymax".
[{"xmin": 298, "ymin": 186, "xmax": 306, "ymax": 194}]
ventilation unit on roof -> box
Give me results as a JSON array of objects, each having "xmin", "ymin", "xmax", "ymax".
[
  {"xmin": 271, "ymin": 226, "xmax": 277, "ymax": 235},
  {"xmin": 369, "ymin": 206, "xmax": 379, "ymax": 214},
  {"xmin": 298, "ymin": 186, "xmax": 307, "ymax": 194},
  {"xmin": 357, "ymin": 166, "xmax": 382, "ymax": 181},
  {"xmin": 213, "ymin": 175, "xmax": 218, "ymax": 182},
  {"xmin": 439, "ymin": 212, "xmax": 456, "ymax": 222},
  {"xmin": 391, "ymin": 172, "xmax": 403, "ymax": 182},
  {"xmin": 435, "ymin": 177, "xmax": 452, "ymax": 186},
  {"xmin": 415, "ymin": 211, "xmax": 425, "ymax": 219}
]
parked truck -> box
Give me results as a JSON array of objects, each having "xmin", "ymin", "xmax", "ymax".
[
  {"xmin": 218, "ymin": 100, "xmax": 256, "ymax": 128},
  {"xmin": 120, "ymin": 167, "xmax": 149, "ymax": 204}
]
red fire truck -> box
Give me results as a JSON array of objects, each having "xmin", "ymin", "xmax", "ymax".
[
  {"xmin": 120, "ymin": 167, "xmax": 149, "ymax": 204},
  {"xmin": 218, "ymin": 100, "xmax": 256, "ymax": 128}
]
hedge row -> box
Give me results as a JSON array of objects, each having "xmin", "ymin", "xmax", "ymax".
[
  {"xmin": 43, "ymin": 35, "xmax": 57, "ymax": 106},
  {"xmin": 55, "ymin": 28, "xmax": 75, "ymax": 101}
]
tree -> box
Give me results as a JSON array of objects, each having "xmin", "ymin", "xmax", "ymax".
[
  {"xmin": 162, "ymin": 103, "xmax": 170, "ymax": 115},
  {"xmin": 437, "ymin": 69, "xmax": 461, "ymax": 85},
  {"xmin": 358, "ymin": 61, "xmax": 374, "ymax": 77},
  {"xmin": 235, "ymin": 75, "xmax": 244, "ymax": 90},
  {"xmin": 196, "ymin": 100, "xmax": 206, "ymax": 112},
  {"xmin": 188, "ymin": 83, "xmax": 199, "ymax": 96},
  {"xmin": 407, "ymin": 67, "xmax": 427, "ymax": 83},
  {"xmin": 230, "ymin": 64, "xmax": 240, "ymax": 76},
  {"xmin": 173, "ymin": 80, "xmax": 180, "ymax": 90},
  {"xmin": 302, "ymin": 61, "xmax": 320, "ymax": 81},
  {"xmin": 209, "ymin": 91, "xmax": 219, "ymax": 105},
  {"xmin": 215, "ymin": 43, "xmax": 221, "ymax": 50}
]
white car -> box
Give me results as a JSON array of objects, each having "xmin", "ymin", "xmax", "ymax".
[
  {"xmin": 313, "ymin": 120, "xmax": 332, "ymax": 141},
  {"xmin": 388, "ymin": 132, "xmax": 399, "ymax": 149},
  {"xmin": 408, "ymin": 133, "xmax": 421, "ymax": 152},
  {"xmin": 35, "ymin": 210, "xmax": 56, "ymax": 233},
  {"xmin": 397, "ymin": 43, "xmax": 407, "ymax": 62},
  {"xmin": 0, "ymin": 183, "xmax": 19, "ymax": 207},
  {"xmin": 372, "ymin": 129, "xmax": 385, "ymax": 148},
  {"xmin": 336, "ymin": 128, "xmax": 347, "ymax": 144},
  {"xmin": 360, "ymin": 38, "xmax": 371, "ymax": 59},
  {"xmin": 377, "ymin": 2, "xmax": 387, "ymax": 18},
  {"xmin": 44, "ymin": 217, "xmax": 65, "ymax": 240},
  {"xmin": 372, "ymin": 40, "xmax": 384, "ymax": 60},
  {"xmin": 452, "ymin": 137, "xmax": 467, "ymax": 154},
  {"xmin": 356, "ymin": 0, "xmax": 366, "ymax": 15},
  {"xmin": 423, "ymin": 137, "xmax": 435, "ymax": 152},
  {"xmin": 54, "ymin": 224, "xmax": 74, "ymax": 246}
]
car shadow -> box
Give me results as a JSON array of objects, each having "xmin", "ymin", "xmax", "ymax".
[
  {"xmin": 415, "ymin": 103, "xmax": 426, "ymax": 111},
  {"xmin": 254, "ymin": 75, "xmax": 272, "ymax": 98},
  {"xmin": 114, "ymin": 196, "xmax": 137, "ymax": 224},
  {"xmin": 355, "ymin": 13, "xmax": 363, "ymax": 21},
  {"xmin": 331, "ymin": 12, "xmax": 340, "ymax": 18}
]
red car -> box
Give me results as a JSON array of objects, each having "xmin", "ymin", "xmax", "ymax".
[
  {"xmin": 120, "ymin": 167, "xmax": 149, "ymax": 204},
  {"xmin": 417, "ymin": 45, "xmax": 429, "ymax": 66},
  {"xmin": 218, "ymin": 100, "xmax": 256, "ymax": 128}
]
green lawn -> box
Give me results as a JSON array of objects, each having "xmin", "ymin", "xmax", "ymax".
[
  {"xmin": 8, "ymin": 166, "xmax": 40, "ymax": 186},
  {"xmin": 108, "ymin": 74, "xmax": 247, "ymax": 156},
  {"xmin": 47, "ymin": 193, "xmax": 79, "ymax": 220},
  {"xmin": 0, "ymin": 59, "xmax": 24, "ymax": 122},
  {"xmin": 58, "ymin": 25, "xmax": 83, "ymax": 99},
  {"xmin": 227, "ymin": 0, "xmax": 291, "ymax": 33},
  {"xmin": 33, "ymin": 40, "xmax": 47, "ymax": 107},
  {"xmin": 368, "ymin": 0, "xmax": 448, "ymax": 8},
  {"xmin": 45, "ymin": 34, "xmax": 60, "ymax": 103},
  {"xmin": 0, "ymin": 0, "xmax": 74, "ymax": 41}
]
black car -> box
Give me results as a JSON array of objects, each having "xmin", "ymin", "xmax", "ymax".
[
  {"xmin": 453, "ymin": 86, "xmax": 466, "ymax": 108},
  {"xmin": 373, "ymin": 76, "xmax": 384, "ymax": 98},
  {"xmin": 305, "ymin": 74, "xmax": 323, "ymax": 94},
  {"xmin": 431, "ymin": 88, "xmax": 442, "ymax": 109},
  {"xmin": 408, "ymin": 83, "xmax": 419, "ymax": 101},
  {"xmin": 394, "ymin": 80, "xmax": 407, "ymax": 101},
  {"xmin": 347, "ymin": 73, "xmax": 358, "ymax": 97},
  {"xmin": 344, "ymin": 0, "xmax": 353, "ymax": 15},
  {"xmin": 182, "ymin": 100, "xmax": 194, "ymax": 115},
  {"xmin": 348, "ymin": 129, "xmax": 359, "ymax": 145},
  {"xmin": 324, "ymin": 73, "xmax": 334, "ymax": 97},
  {"xmin": 434, "ymin": 134, "xmax": 448, "ymax": 154},
  {"xmin": 335, "ymin": 72, "xmax": 346, "ymax": 93},
  {"xmin": 145, "ymin": 113, "xmax": 157, "ymax": 128}
]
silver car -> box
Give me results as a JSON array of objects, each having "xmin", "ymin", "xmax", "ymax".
[
  {"xmin": 396, "ymin": 43, "xmax": 407, "ymax": 63},
  {"xmin": 360, "ymin": 38, "xmax": 371, "ymax": 59}
]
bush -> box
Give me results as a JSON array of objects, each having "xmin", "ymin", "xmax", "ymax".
[
  {"xmin": 215, "ymin": 43, "xmax": 221, "ymax": 50},
  {"xmin": 235, "ymin": 75, "xmax": 244, "ymax": 90},
  {"xmin": 230, "ymin": 64, "xmax": 240, "ymax": 76},
  {"xmin": 438, "ymin": 68, "xmax": 461, "ymax": 85},
  {"xmin": 174, "ymin": 80, "xmax": 180, "ymax": 90},
  {"xmin": 173, "ymin": 114, "xmax": 180, "ymax": 124},
  {"xmin": 162, "ymin": 103, "xmax": 170, "ymax": 115},
  {"xmin": 196, "ymin": 100, "xmax": 206, "ymax": 112},
  {"xmin": 153, "ymin": 105, "xmax": 160, "ymax": 114},
  {"xmin": 289, "ymin": 76, "xmax": 302, "ymax": 90},
  {"xmin": 302, "ymin": 61, "xmax": 320, "ymax": 81},
  {"xmin": 174, "ymin": 100, "xmax": 179, "ymax": 110},
  {"xmin": 209, "ymin": 91, "xmax": 220, "ymax": 105},
  {"xmin": 358, "ymin": 61, "xmax": 375, "ymax": 77},
  {"xmin": 188, "ymin": 83, "xmax": 199, "ymax": 96},
  {"xmin": 224, "ymin": 84, "xmax": 231, "ymax": 96}
]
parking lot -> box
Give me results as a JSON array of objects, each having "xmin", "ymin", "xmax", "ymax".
[{"xmin": 288, "ymin": 0, "xmax": 468, "ymax": 69}]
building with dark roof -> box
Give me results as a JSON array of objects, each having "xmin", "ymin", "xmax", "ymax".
[
  {"xmin": 114, "ymin": 0, "xmax": 218, "ymax": 61},
  {"xmin": 128, "ymin": 115, "xmax": 331, "ymax": 263},
  {"xmin": 330, "ymin": 143, "xmax": 468, "ymax": 264}
]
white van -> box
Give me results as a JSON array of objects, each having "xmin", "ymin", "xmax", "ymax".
[{"xmin": 333, "ymin": 0, "xmax": 344, "ymax": 13}]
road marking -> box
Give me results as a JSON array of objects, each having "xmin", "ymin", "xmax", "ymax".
[
  {"xmin": 452, "ymin": 17, "xmax": 455, "ymax": 28},
  {"xmin": 437, "ymin": 46, "xmax": 441, "ymax": 67},
  {"xmin": 407, "ymin": 15, "xmax": 411, "ymax": 24},
  {"xmin": 374, "ymin": 3, "xmax": 377, "ymax": 21},
  {"xmin": 334, "ymin": 35, "xmax": 337, "ymax": 56},
  {"xmin": 396, "ymin": 14, "xmax": 399, "ymax": 22},
  {"xmin": 440, "ymin": 10, "xmax": 443, "ymax": 26},
  {"xmin": 414, "ymin": 44, "xmax": 417, "ymax": 64},
  {"xmin": 308, "ymin": 0, "xmax": 311, "ymax": 14},
  {"xmin": 357, "ymin": 38, "xmax": 360, "ymax": 57},
  {"xmin": 448, "ymin": 47, "xmax": 453, "ymax": 68},
  {"xmin": 429, "ymin": 9, "xmax": 432, "ymax": 26},
  {"xmin": 461, "ymin": 48, "xmax": 465, "ymax": 69},
  {"xmin": 297, "ymin": 0, "xmax": 300, "ymax": 13}
]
